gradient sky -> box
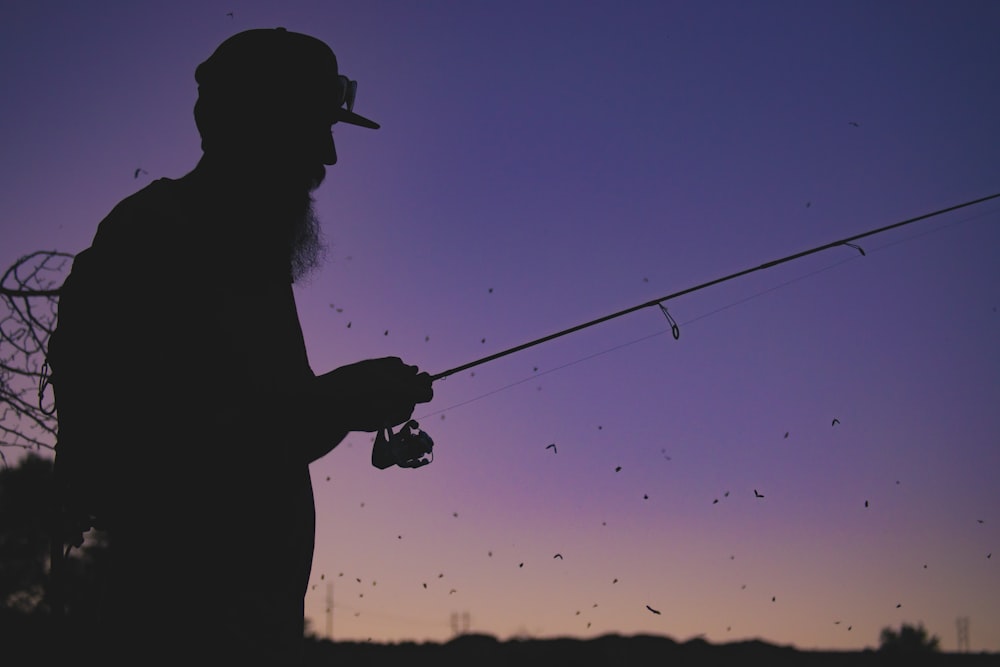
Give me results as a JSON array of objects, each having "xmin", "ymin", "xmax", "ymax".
[{"xmin": 3, "ymin": 0, "xmax": 999, "ymax": 653}]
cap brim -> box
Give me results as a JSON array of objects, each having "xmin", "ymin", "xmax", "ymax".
[{"xmin": 337, "ymin": 108, "xmax": 380, "ymax": 129}]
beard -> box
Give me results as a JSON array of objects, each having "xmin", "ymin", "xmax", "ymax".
[
  {"xmin": 285, "ymin": 164, "xmax": 327, "ymax": 282},
  {"xmin": 236, "ymin": 163, "xmax": 328, "ymax": 283},
  {"xmin": 287, "ymin": 194, "xmax": 326, "ymax": 283}
]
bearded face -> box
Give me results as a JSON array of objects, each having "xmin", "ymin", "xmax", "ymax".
[{"xmin": 194, "ymin": 92, "xmax": 337, "ymax": 282}]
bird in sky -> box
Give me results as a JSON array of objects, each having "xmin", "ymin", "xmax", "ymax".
[
  {"xmin": 546, "ymin": 443, "xmax": 557, "ymax": 453},
  {"xmin": 553, "ymin": 553, "xmax": 563, "ymax": 560},
  {"xmin": 133, "ymin": 168, "xmax": 148, "ymax": 179},
  {"xmin": 848, "ymin": 121, "xmax": 861, "ymax": 127},
  {"xmin": 646, "ymin": 605, "xmax": 661, "ymax": 615},
  {"xmin": 754, "ymin": 489, "xmax": 765, "ymax": 498},
  {"xmin": 832, "ymin": 418, "xmax": 840, "ymax": 426}
]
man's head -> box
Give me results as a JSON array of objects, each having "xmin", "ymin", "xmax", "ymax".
[
  {"xmin": 194, "ymin": 28, "xmax": 378, "ymax": 172},
  {"xmin": 192, "ymin": 28, "xmax": 379, "ymax": 281}
]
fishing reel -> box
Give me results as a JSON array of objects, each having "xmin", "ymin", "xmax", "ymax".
[{"xmin": 372, "ymin": 420, "xmax": 434, "ymax": 469}]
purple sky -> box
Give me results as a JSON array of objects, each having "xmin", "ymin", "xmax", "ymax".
[{"xmin": 3, "ymin": 0, "xmax": 999, "ymax": 652}]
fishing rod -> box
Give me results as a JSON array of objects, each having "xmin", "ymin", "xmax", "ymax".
[{"xmin": 373, "ymin": 190, "xmax": 1000, "ymax": 469}]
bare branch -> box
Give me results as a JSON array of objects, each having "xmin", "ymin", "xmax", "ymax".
[{"xmin": 1, "ymin": 251, "xmax": 72, "ymax": 453}]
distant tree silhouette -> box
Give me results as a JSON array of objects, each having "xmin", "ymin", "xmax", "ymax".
[
  {"xmin": 0, "ymin": 452, "xmax": 107, "ymax": 618},
  {"xmin": 0, "ymin": 250, "xmax": 71, "ymax": 457},
  {"xmin": 0, "ymin": 452, "xmax": 53, "ymax": 612},
  {"xmin": 879, "ymin": 622, "xmax": 940, "ymax": 653}
]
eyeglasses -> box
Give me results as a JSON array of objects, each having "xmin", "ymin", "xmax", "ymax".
[
  {"xmin": 338, "ymin": 75, "xmax": 358, "ymax": 113},
  {"xmin": 330, "ymin": 73, "xmax": 378, "ymax": 129}
]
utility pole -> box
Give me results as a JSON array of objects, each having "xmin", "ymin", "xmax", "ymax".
[
  {"xmin": 956, "ymin": 616, "xmax": 970, "ymax": 653},
  {"xmin": 326, "ymin": 583, "xmax": 334, "ymax": 640},
  {"xmin": 450, "ymin": 611, "xmax": 471, "ymax": 636}
]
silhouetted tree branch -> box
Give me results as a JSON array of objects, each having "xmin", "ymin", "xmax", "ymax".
[{"xmin": 0, "ymin": 251, "xmax": 72, "ymax": 459}]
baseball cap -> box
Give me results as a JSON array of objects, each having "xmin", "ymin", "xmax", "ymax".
[{"xmin": 195, "ymin": 27, "xmax": 379, "ymax": 130}]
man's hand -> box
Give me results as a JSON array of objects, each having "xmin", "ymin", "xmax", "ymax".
[{"xmin": 316, "ymin": 357, "xmax": 433, "ymax": 433}]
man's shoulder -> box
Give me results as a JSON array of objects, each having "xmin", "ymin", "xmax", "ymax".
[{"xmin": 91, "ymin": 178, "xmax": 183, "ymax": 250}]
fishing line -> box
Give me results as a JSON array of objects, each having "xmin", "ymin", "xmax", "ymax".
[
  {"xmin": 429, "ymin": 191, "xmax": 1000, "ymax": 382},
  {"xmin": 417, "ymin": 258, "xmax": 858, "ymax": 420},
  {"xmin": 417, "ymin": 200, "xmax": 1000, "ymax": 421}
]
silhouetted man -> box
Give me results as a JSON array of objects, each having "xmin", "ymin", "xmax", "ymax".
[{"xmin": 48, "ymin": 28, "xmax": 432, "ymax": 665}]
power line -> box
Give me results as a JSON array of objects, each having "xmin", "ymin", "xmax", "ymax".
[{"xmin": 430, "ymin": 191, "xmax": 1000, "ymax": 381}]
